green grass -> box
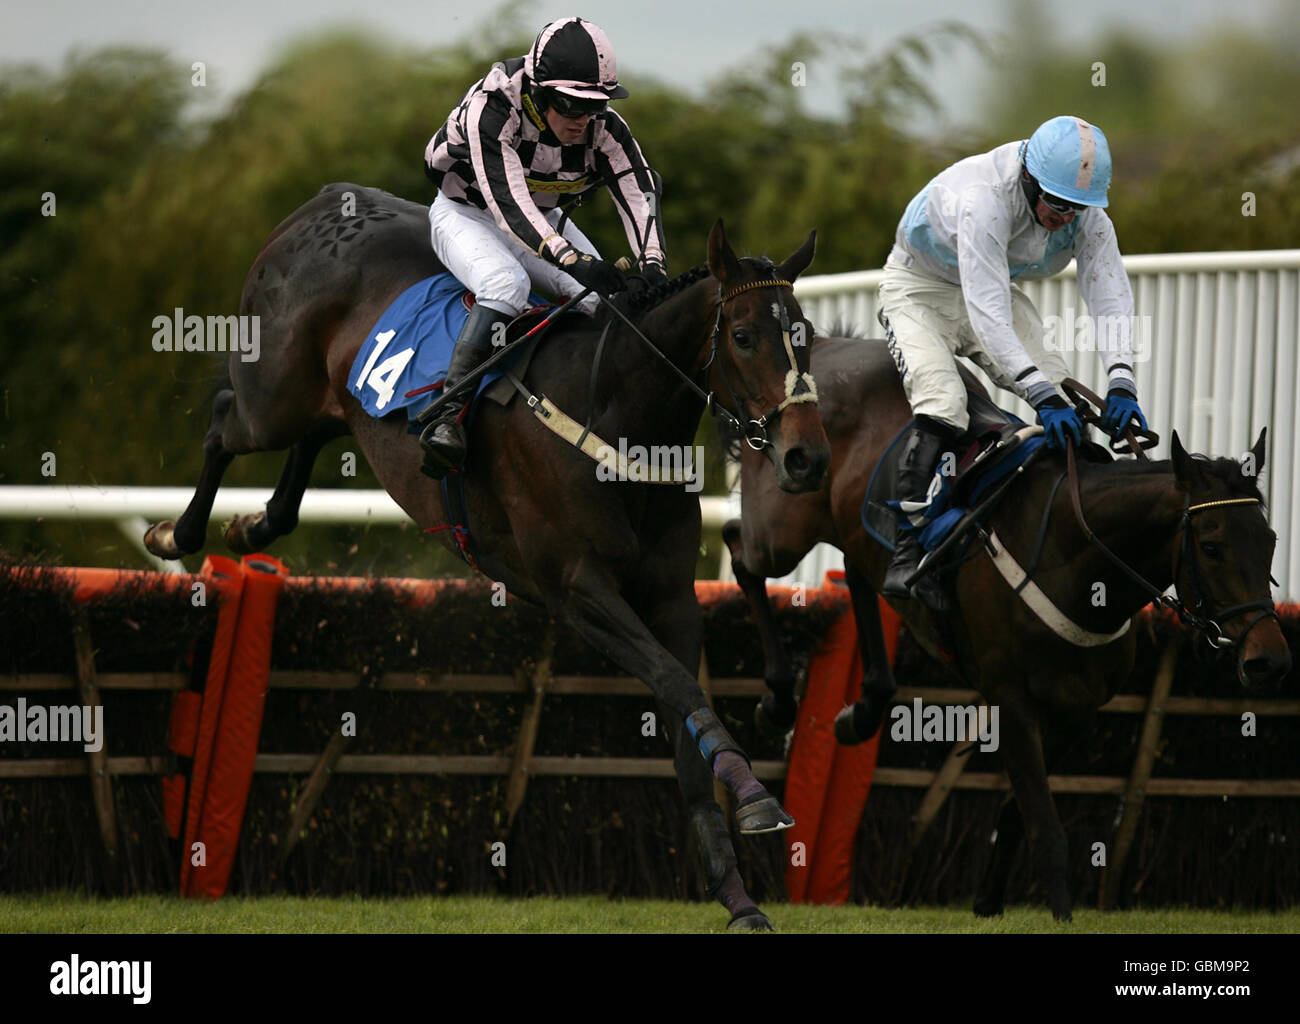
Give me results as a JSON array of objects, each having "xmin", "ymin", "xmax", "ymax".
[{"xmin": 2, "ymin": 894, "xmax": 1297, "ymax": 934}]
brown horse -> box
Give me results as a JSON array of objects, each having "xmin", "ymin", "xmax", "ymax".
[
  {"xmin": 143, "ymin": 183, "xmax": 831, "ymax": 930},
  {"xmin": 725, "ymin": 334, "xmax": 1291, "ymax": 921}
]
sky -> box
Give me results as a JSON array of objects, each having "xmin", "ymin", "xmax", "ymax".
[{"xmin": 1, "ymin": 0, "xmax": 1289, "ymax": 131}]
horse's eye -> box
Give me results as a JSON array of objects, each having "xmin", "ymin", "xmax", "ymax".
[
  {"xmin": 1200, "ymin": 541, "xmax": 1222, "ymax": 559},
  {"xmin": 732, "ymin": 329, "xmax": 753, "ymax": 350}
]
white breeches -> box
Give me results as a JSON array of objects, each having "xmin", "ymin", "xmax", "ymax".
[
  {"xmin": 429, "ymin": 192, "xmax": 600, "ymax": 316},
  {"xmin": 877, "ymin": 262, "xmax": 1070, "ymax": 433}
]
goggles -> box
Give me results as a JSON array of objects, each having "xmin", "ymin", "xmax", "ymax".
[
  {"xmin": 547, "ymin": 90, "xmax": 608, "ymax": 118},
  {"xmin": 1040, "ymin": 191, "xmax": 1086, "ymax": 215}
]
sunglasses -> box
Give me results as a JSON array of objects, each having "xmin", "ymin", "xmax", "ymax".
[
  {"xmin": 1040, "ymin": 191, "xmax": 1086, "ymax": 215},
  {"xmin": 548, "ymin": 92, "xmax": 607, "ymax": 119}
]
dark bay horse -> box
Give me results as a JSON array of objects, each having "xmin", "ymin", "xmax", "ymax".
[
  {"xmin": 143, "ymin": 183, "xmax": 831, "ymax": 930},
  {"xmin": 725, "ymin": 334, "xmax": 1291, "ymax": 921}
]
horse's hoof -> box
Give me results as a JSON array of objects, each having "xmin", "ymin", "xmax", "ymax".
[
  {"xmin": 143, "ymin": 520, "xmax": 182, "ymax": 560},
  {"xmin": 834, "ymin": 705, "xmax": 866, "ymax": 746},
  {"xmin": 726, "ymin": 907, "xmax": 774, "ymax": 932},
  {"xmin": 754, "ymin": 694, "xmax": 796, "ymax": 739},
  {"xmin": 973, "ymin": 897, "xmax": 1004, "ymax": 918},
  {"xmin": 223, "ymin": 513, "xmax": 262, "ymax": 555},
  {"xmin": 735, "ymin": 791, "xmax": 794, "ymax": 834}
]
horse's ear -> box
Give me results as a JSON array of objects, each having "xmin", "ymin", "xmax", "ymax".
[
  {"xmin": 1170, "ymin": 430, "xmax": 1198, "ymax": 489},
  {"xmin": 777, "ymin": 229, "xmax": 817, "ymax": 282},
  {"xmin": 1248, "ymin": 427, "xmax": 1268, "ymax": 479},
  {"xmin": 707, "ymin": 219, "xmax": 743, "ymax": 286}
]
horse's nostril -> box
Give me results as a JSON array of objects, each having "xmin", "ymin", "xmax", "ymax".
[
  {"xmin": 785, "ymin": 447, "xmax": 810, "ymax": 478},
  {"xmin": 1243, "ymin": 654, "xmax": 1288, "ymax": 683}
]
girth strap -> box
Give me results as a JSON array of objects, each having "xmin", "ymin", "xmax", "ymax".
[{"xmin": 984, "ymin": 529, "xmax": 1132, "ymax": 647}]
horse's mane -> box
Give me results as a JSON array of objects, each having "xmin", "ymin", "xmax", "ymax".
[
  {"xmin": 1106, "ymin": 452, "xmax": 1266, "ymax": 504},
  {"xmin": 822, "ymin": 319, "xmax": 868, "ymax": 340},
  {"xmin": 599, "ymin": 265, "xmax": 712, "ymax": 324}
]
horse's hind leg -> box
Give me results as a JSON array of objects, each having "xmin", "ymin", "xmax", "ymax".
[
  {"xmin": 224, "ymin": 417, "xmax": 348, "ymax": 554},
  {"xmin": 722, "ymin": 519, "xmax": 798, "ymax": 737},
  {"xmin": 834, "ymin": 564, "xmax": 899, "ymax": 745},
  {"xmin": 145, "ymin": 387, "xmax": 245, "ymax": 559}
]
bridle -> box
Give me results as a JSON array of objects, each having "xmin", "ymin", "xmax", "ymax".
[
  {"xmin": 594, "ymin": 262, "xmax": 818, "ymax": 451},
  {"xmin": 1065, "ymin": 438, "xmax": 1277, "ymax": 652},
  {"xmin": 705, "ymin": 267, "xmax": 819, "ymax": 450},
  {"xmin": 1054, "ymin": 377, "xmax": 1278, "ymax": 651},
  {"xmin": 1172, "ymin": 495, "xmax": 1278, "ymax": 650}
]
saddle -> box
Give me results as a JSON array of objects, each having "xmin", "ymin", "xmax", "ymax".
[
  {"xmin": 347, "ymin": 272, "xmax": 569, "ymax": 427},
  {"xmin": 863, "ymin": 377, "xmax": 1046, "ymax": 554}
]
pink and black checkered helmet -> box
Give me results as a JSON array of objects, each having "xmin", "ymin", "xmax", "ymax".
[{"xmin": 524, "ymin": 17, "xmax": 628, "ymax": 100}]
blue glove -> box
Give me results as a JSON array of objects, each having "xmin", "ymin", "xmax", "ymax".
[
  {"xmin": 1035, "ymin": 395, "xmax": 1084, "ymax": 451},
  {"xmin": 1100, "ymin": 388, "xmax": 1148, "ymax": 438}
]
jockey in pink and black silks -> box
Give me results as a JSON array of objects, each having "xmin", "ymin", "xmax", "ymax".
[
  {"xmin": 419, "ymin": 16, "xmax": 667, "ymax": 478},
  {"xmin": 878, "ymin": 115, "xmax": 1149, "ymax": 613}
]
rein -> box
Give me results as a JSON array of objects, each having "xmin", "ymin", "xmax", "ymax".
[
  {"xmin": 496, "ymin": 262, "xmax": 817, "ymax": 483},
  {"xmin": 1064, "ymin": 441, "xmax": 1277, "ymax": 650},
  {"xmin": 592, "ymin": 266, "xmax": 818, "ymax": 451}
]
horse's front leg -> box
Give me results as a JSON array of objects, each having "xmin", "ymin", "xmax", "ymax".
[
  {"xmin": 997, "ymin": 701, "xmax": 1072, "ymax": 921},
  {"xmin": 722, "ymin": 519, "xmax": 800, "ymax": 737},
  {"xmin": 640, "ymin": 594, "xmax": 773, "ymax": 931},
  {"xmin": 555, "ymin": 566, "xmax": 793, "ymax": 836},
  {"xmin": 973, "ymin": 795, "xmax": 1024, "ymax": 917},
  {"xmin": 834, "ymin": 563, "xmax": 899, "ymax": 745}
]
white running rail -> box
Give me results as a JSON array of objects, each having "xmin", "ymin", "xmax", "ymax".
[{"xmin": 0, "ymin": 486, "xmax": 741, "ymax": 575}]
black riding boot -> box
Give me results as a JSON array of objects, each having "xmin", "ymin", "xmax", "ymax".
[
  {"xmin": 881, "ymin": 417, "xmax": 956, "ymax": 613},
  {"xmin": 418, "ymin": 304, "xmax": 513, "ymax": 479}
]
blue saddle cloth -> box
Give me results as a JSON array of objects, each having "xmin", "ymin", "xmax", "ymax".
[
  {"xmin": 348, "ymin": 273, "xmax": 547, "ymax": 420},
  {"xmin": 863, "ymin": 416, "xmax": 1047, "ymax": 554}
]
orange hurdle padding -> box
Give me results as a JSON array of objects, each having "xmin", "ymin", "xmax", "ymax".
[
  {"xmin": 177, "ymin": 554, "xmax": 289, "ymax": 899},
  {"xmin": 178, "ymin": 556, "xmax": 246, "ymax": 897},
  {"xmin": 784, "ymin": 574, "xmax": 896, "ymax": 904}
]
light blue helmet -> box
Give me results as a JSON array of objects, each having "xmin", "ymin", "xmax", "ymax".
[{"xmin": 1020, "ymin": 115, "xmax": 1112, "ymax": 208}]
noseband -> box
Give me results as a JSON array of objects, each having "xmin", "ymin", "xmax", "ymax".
[
  {"xmin": 1175, "ymin": 496, "xmax": 1278, "ymax": 650},
  {"xmin": 707, "ymin": 273, "xmax": 818, "ymax": 450}
]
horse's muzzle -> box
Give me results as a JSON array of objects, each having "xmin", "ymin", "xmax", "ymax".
[
  {"xmin": 779, "ymin": 443, "xmax": 830, "ymax": 493},
  {"xmin": 1239, "ymin": 645, "xmax": 1292, "ymax": 688}
]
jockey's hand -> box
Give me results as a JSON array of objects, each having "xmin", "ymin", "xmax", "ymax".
[
  {"xmin": 642, "ymin": 262, "xmax": 669, "ymax": 289},
  {"xmin": 563, "ymin": 253, "xmax": 627, "ymax": 297},
  {"xmin": 1035, "ymin": 395, "xmax": 1084, "ymax": 451},
  {"xmin": 1100, "ymin": 388, "xmax": 1148, "ymax": 439}
]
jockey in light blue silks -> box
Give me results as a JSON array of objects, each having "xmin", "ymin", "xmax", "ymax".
[{"xmin": 878, "ymin": 115, "xmax": 1149, "ymax": 613}]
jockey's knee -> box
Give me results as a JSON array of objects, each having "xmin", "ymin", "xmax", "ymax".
[
  {"xmin": 904, "ymin": 368, "xmax": 968, "ymax": 434},
  {"xmin": 472, "ymin": 263, "xmax": 531, "ymax": 316}
]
